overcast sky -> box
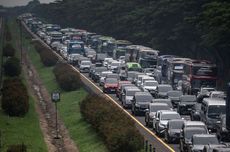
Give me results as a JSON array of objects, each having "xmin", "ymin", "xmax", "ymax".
[{"xmin": 0, "ymin": 0, "xmax": 56, "ymax": 7}]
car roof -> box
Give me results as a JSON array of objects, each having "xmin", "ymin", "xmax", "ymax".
[
  {"xmin": 152, "ymin": 99, "xmax": 171, "ymax": 102},
  {"xmin": 184, "ymin": 127, "xmax": 207, "ymax": 131},
  {"xmin": 168, "ymin": 119, "xmax": 184, "ymax": 123},
  {"xmin": 125, "ymin": 87, "xmax": 140, "ymax": 91},
  {"xmin": 158, "ymin": 84, "xmax": 172, "ymax": 87},
  {"xmin": 202, "ymin": 98, "xmax": 225, "ymax": 106},
  {"xmin": 135, "ymin": 92, "xmax": 152, "ymax": 96},
  {"xmin": 184, "ymin": 121, "xmax": 205, "ymax": 126},
  {"xmin": 159, "ymin": 110, "xmax": 178, "ymax": 114},
  {"xmin": 192, "ymin": 134, "xmax": 216, "ymax": 138},
  {"xmin": 149, "ymin": 103, "xmax": 169, "ymax": 107}
]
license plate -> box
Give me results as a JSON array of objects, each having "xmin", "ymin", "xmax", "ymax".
[{"xmin": 110, "ymin": 89, "xmax": 115, "ymax": 91}]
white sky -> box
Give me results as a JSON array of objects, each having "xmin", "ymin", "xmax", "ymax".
[{"xmin": 0, "ymin": 0, "xmax": 56, "ymax": 7}]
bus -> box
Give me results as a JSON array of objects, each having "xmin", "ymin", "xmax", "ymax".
[
  {"xmin": 113, "ymin": 40, "xmax": 132, "ymax": 59},
  {"xmin": 136, "ymin": 48, "xmax": 159, "ymax": 68},
  {"xmin": 182, "ymin": 60, "xmax": 217, "ymax": 95}
]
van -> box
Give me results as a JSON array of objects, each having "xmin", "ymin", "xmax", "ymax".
[{"xmin": 200, "ymin": 98, "xmax": 226, "ymax": 131}]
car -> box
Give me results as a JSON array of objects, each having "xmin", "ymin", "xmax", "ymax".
[
  {"xmin": 216, "ymin": 115, "xmax": 230, "ymax": 142},
  {"xmin": 136, "ymin": 75, "xmax": 149, "ymax": 87},
  {"xmin": 89, "ymin": 64, "xmax": 95, "ymax": 78},
  {"xmin": 131, "ymin": 92, "xmax": 153, "ymax": 115},
  {"xmin": 203, "ymin": 144, "xmax": 228, "ymax": 152},
  {"xmin": 103, "ymin": 78, "xmax": 118, "ymax": 93},
  {"xmin": 116, "ymin": 81, "xmax": 132, "ymax": 98},
  {"xmin": 188, "ymin": 134, "xmax": 219, "ymax": 152},
  {"xmin": 157, "ymin": 84, "xmax": 173, "ymax": 98},
  {"xmin": 140, "ymin": 80, "xmax": 158, "ymax": 96},
  {"xmin": 154, "ymin": 110, "xmax": 181, "ymax": 136},
  {"xmin": 103, "ymin": 58, "xmax": 113, "ymax": 67},
  {"xmin": 143, "ymin": 68, "xmax": 155, "ymax": 77},
  {"xmin": 118, "ymin": 83, "xmax": 134, "ymax": 100},
  {"xmin": 165, "ymin": 119, "xmax": 184, "ymax": 143},
  {"xmin": 122, "ymin": 87, "xmax": 140, "ymax": 108},
  {"xmin": 182, "ymin": 121, "xmax": 208, "ymax": 131},
  {"xmin": 152, "ymin": 98, "xmax": 173, "ymax": 109},
  {"xmin": 167, "ymin": 90, "xmax": 183, "ymax": 107},
  {"xmin": 127, "ymin": 71, "xmax": 140, "ymax": 82},
  {"xmin": 190, "ymin": 103, "xmax": 202, "ymax": 121},
  {"xmin": 105, "ymin": 73, "xmax": 120, "ymax": 80},
  {"xmin": 79, "ymin": 60, "xmax": 92, "ymax": 73},
  {"xmin": 99, "ymin": 71, "xmax": 113, "ymax": 86},
  {"xmin": 177, "ymin": 95, "xmax": 196, "ymax": 115},
  {"xmin": 212, "ymin": 147, "xmax": 230, "ymax": 152},
  {"xmin": 179, "ymin": 127, "xmax": 209, "ymax": 152},
  {"xmin": 197, "ymin": 87, "xmax": 216, "ymax": 103},
  {"xmin": 109, "ymin": 61, "xmax": 121, "ymax": 73},
  {"xmin": 133, "ymin": 73, "xmax": 145, "ymax": 84},
  {"xmin": 145, "ymin": 103, "xmax": 171, "ymax": 127},
  {"xmin": 92, "ymin": 67, "xmax": 107, "ymax": 82},
  {"xmin": 140, "ymin": 76, "xmax": 155, "ymax": 88},
  {"xmin": 200, "ymin": 98, "xmax": 226, "ymax": 131},
  {"xmin": 209, "ymin": 91, "xmax": 226, "ymax": 99}
]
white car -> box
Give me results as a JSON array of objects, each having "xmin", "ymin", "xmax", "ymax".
[
  {"xmin": 99, "ymin": 71, "xmax": 113, "ymax": 86},
  {"xmin": 103, "ymin": 58, "xmax": 113, "ymax": 67},
  {"xmin": 79, "ymin": 61, "xmax": 92, "ymax": 73},
  {"xmin": 60, "ymin": 45, "xmax": 68, "ymax": 59},
  {"xmin": 109, "ymin": 61, "xmax": 121, "ymax": 72},
  {"xmin": 153, "ymin": 110, "xmax": 181, "ymax": 136},
  {"xmin": 141, "ymin": 80, "xmax": 158, "ymax": 94}
]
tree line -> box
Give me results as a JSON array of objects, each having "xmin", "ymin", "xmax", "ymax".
[{"xmin": 12, "ymin": 0, "xmax": 230, "ymax": 87}]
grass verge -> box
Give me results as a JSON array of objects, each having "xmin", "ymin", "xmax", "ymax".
[
  {"xmin": 24, "ymin": 28, "xmax": 108, "ymax": 152},
  {"xmin": 0, "ymin": 18, "xmax": 48, "ymax": 152}
]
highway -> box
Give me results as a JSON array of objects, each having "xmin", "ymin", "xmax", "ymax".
[{"xmin": 21, "ymin": 20, "xmax": 195, "ymax": 152}]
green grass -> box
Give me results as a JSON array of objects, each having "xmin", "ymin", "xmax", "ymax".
[
  {"xmin": 0, "ymin": 96, "xmax": 47, "ymax": 152},
  {"xmin": 0, "ymin": 18, "xmax": 48, "ymax": 152},
  {"xmin": 25, "ymin": 30, "xmax": 108, "ymax": 152}
]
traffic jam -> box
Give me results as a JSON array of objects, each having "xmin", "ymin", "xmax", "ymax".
[{"xmin": 19, "ymin": 13, "xmax": 230, "ymax": 152}]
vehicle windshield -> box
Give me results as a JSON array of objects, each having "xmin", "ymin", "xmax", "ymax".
[
  {"xmin": 158, "ymin": 86, "xmax": 172, "ymax": 92},
  {"xmin": 174, "ymin": 64, "xmax": 183, "ymax": 70},
  {"xmin": 107, "ymin": 74, "xmax": 118, "ymax": 79},
  {"xmin": 140, "ymin": 60, "xmax": 157, "ymax": 68},
  {"xmin": 95, "ymin": 67, "xmax": 107, "ymax": 72},
  {"xmin": 127, "ymin": 90, "xmax": 139, "ymax": 96},
  {"xmin": 184, "ymin": 129, "xmax": 207, "ymax": 139},
  {"xmin": 168, "ymin": 91, "xmax": 182, "ymax": 97},
  {"xmin": 81, "ymin": 61, "xmax": 91, "ymax": 65},
  {"xmin": 173, "ymin": 73, "xmax": 183, "ymax": 84},
  {"xmin": 111, "ymin": 62, "xmax": 120, "ymax": 66},
  {"xmin": 193, "ymin": 136, "xmax": 219, "ymax": 145},
  {"xmin": 145, "ymin": 81, "xmax": 158, "ymax": 86},
  {"xmin": 150, "ymin": 105, "xmax": 170, "ymax": 112},
  {"xmin": 101, "ymin": 72, "xmax": 111, "ymax": 77},
  {"xmin": 128, "ymin": 72, "xmax": 137, "ymax": 78},
  {"xmin": 105, "ymin": 78, "xmax": 118, "ymax": 84},
  {"xmin": 191, "ymin": 79, "xmax": 216, "ymax": 89},
  {"xmin": 169, "ymin": 121, "xmax": 184, "ymax": 129},
  {"xmin": 192, "ymin": 66, "xmax": 217, "ymax": 77},
  {"xmin": 181, "ymin": 96, "xmax": 196, "ymax": 102},
  {"xmin": 136, "ymin": 95, "xmax": 153, "ymax": 102},
  {"xmin": 208, "ymin": 105, "xmax": 226, "ymax": 118},
  {"xmin": 161, "ymin": 113, "xmax": 180, "ymax": 120}
]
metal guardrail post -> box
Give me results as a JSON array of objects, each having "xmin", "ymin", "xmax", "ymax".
[
  {"xmin": 145, "ymin": 140, "xmax": 148, "ymax": 152},
  {"xmin": 149, "ymin": 144, "xmax": 152, "ymax": 152}
]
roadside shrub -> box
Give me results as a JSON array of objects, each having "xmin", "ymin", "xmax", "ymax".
[
  {"xmin": 53, "ymin": 63, "xmax": 81, "ymax": 91},
  {"xmin": 1, "ymin": 78, "xmax": 29, "ymax": 117},
  {"xmin": 4, "ymin": 57, "xmax": 21, "ymax": 77},
  {"xmin": 3, "ymin": 43, "xmax": 16, "ymax": 57},
  {"xmin": 7, "ymin": 144, "xmax": 27, "ymax": 152},
  {"xmin": 80, "ymin": 95, "xmax": 144, "ymax": 152},
  {"xmin": 33, "ymin": 41, "xmax": 58, "ymax": 66}
]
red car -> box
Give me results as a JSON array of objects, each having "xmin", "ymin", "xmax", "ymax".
[
  {"xmin": 103, "ymin": 78, "xmax": 118, "ymax": 93},
  {"xmin": 116, "ymin": 81, "xmax": 131, "ymax": 98}
]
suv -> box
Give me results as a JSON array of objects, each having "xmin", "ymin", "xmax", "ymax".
[
  {"xmin": 189, "ymin": 134, "xmax": 219, "ymax": 152},
  {"xmin": 179, "ymin": 127, "xmax": 208, "ymax": 152},
  {"xmin": 177, "ymin": 95, "xmax": 196, "ymax": 115},
  {"xmin": 145, "ymin": 103, "xmax": 170, "ymax": 127},
  {"xmin": 165, "ymin": 119, "xmax": 184, "ymax": 143},
  {"xmin": 167, "ymin": 90, "xmax": 183, "ymax": 107},
  {"xmin": 154, "ymin": 110, "xmax": 181, "ymax": 136},
  {"xmin": 157, "ymin": 84, "xmax": 173, "ymax": 98},
  {"xmin": 121, "ymin": 87, "xmax": 140, "ymax": 108},
  {"xmin": 131, "ymin": 92, "xmax": 153, "ymax": 116}
]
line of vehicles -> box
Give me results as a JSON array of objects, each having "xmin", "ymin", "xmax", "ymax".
[{"xmin": 19, "ymin": 13, "xmax": 230, "ymax": 152}]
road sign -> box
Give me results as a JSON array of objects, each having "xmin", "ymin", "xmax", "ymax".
[{"xmin": 51, "ymin": 92, "xmax": 60, "ymax": 102}]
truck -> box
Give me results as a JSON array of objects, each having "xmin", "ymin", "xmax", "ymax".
[{"xmin": 67, "ymin": 40, "xmax": 85, "ymax": 64}]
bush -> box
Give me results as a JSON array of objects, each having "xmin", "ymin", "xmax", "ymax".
[
  {"xmin": 7, "ymin": 144, "xmax": 27, "ymax": 152},
  {"xmin": 1, "ymin": 78, "xmax": 29, "ymax": 116},
  {"xmin": 3, "ymin": 43, "xmax": 16, "ymax": 57},
  {"xmin": 53, "ymin": 63, "xmax": 81, "ymax": 91},
  {"xmin": 80, "ymin": 95, "xmax": 144, "ymax": 152},
  {"xmin": 33, "ymin": 41, "xmax": 58, "ymax": 66},
  {"xmin": 4, "ymin": 57, "xmax": 21, "ymax": 77}
]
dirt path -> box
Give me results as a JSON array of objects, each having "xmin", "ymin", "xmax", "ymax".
[{"xmin": 20, "ymin": 41, "xmax": 79, "ymax": 152}]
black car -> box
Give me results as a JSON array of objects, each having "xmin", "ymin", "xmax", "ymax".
[
  {"xmin": 216, "ymin": 115, "xmax": 230, "ymax": 142},
  {"xmin": 190, "ymin": 103, "xmax": 202, "ymax": 121},
  {"xmin": 177, "ymin": 95, "xmax": 196, "ymax": 115}
]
